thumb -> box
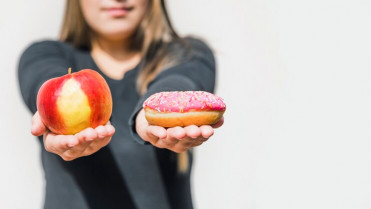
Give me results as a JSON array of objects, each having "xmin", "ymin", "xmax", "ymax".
[
  {"xmin": 211, "ymin": 117, "xmax": 224, "ymax": 129},
  {"xmin": 31, "ymin": 111, "xmax": 47, "ymax": 136}
]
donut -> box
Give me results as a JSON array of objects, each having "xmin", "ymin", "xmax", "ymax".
[{"xmin": 143, "ymin": 91, "xmax": 226, "ymax": 127}]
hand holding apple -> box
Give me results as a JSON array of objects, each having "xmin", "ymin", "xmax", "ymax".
[
  {"xmin": 32, "ymin": 111, "xmax": 115, "ymax": 161},
  {"xmin": 34, "ymin": 68, "xmax": 114, "ymax": 160},
  {"xmin": 37, "ymin": 68, "xmax": 112, "ymax": 135}
]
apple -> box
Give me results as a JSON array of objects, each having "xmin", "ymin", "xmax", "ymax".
[{"xmin": 37, "ymin": 68, "xmax": 112, "ymax": 135}]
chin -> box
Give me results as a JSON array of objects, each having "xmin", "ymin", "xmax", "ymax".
[{"xmin": 99, "ymin": 25, "xmax": 137, "ymax": 41}]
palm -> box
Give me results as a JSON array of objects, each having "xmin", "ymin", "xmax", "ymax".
[
  {"xmin": 32, "ymin": 111, "xmax": 115, "ymax": 161},
  {"xmin": 136, "ymin": 109, "xmax": 224, "ymax": 153}
]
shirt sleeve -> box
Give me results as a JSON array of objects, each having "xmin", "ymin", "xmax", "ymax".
[
  {"xmin": 128, "ymin": 38, "xmax": 217, "ymax": 144},
  {"xmin": 18, "ymin": 41, "xmax": 70, "ymax": 113}
]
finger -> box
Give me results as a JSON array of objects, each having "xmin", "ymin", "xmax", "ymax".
[
  {"xmin": 144, "ymin": 126, "xmax": 165, "ymax": 146},
  {"xmin": 63, "ymin": 141, "xmax": 92, "ymax": 159},
  {"xmin": 105, "ymin": 124, "xmax": 115, "ymax": 136},
  {"xmin": 184, "ymin": 125, "xmax": 201, "ymax": 139},
  {"xmin": 211, "ymin": 117, "xmax": 224, "ymax": 128},
  {"xmin": 172, "ymin": 140, "xmax": 190, "ymax": 153},
  {"xmin": 157, "ymin": 136, "xmax": 179, "ymax": 148},
  {"xmin": 167, "ymin": 127, "xmax": 186, "ymax": 140},
  {"xmin": 87, "ymin": 125, "xmax": 114, "ymax": 150},
  {"xmin": 169, "ymin": 136, "xmax": 194, "ymax": 153},
  {"xmin": 200, "ymin": 125, "xmax": 214, "ymax": 139},
  {"xmin": 77, "ymin": 127, "xmax": 98, "ymax": 142},
  {"xmin": 147, "ymin": 125, "xmax": 167, "ymax": 140},
  {"xmin": 31, "ymin": 111, "xmax": 47, "ymax": 136},
  {"xmin": 44, "ymin": 132, "xmax": 76, "ymax": 154},
  {"xmin": 68, "ymin": 128, "xmax": 98, "ymax": 155},
  {"xmin": 83, "ymin": 135, "xmax": 112, "ymax": 156},
  {"xmin": 95, "ymin": 125, "xmax": 107, "ymax": 139}
]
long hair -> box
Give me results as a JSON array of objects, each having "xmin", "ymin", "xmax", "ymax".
[
  {"xmin": 60, "ymin": 0, "xmax": 191, "ymax": 94},
  {"xmin": 60, "ymin": 0, "xmax": 190, "ymax": 173}
]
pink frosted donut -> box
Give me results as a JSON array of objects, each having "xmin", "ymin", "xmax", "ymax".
[{"xmin": 143, "ymin": 91, "xmax": 226, "ymax": 127}]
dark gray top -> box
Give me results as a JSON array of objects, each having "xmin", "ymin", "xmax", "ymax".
[{"xmin": 18, "ymin": 38, "xmax": 216, "ymax": 209}]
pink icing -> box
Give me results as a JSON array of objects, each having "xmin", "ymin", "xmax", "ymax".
[{"xmin": 143, "ymin": 91, "xmax": 226, "ymax": 113}]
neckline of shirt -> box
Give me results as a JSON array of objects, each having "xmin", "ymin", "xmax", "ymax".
[{"xmin": 87, "ymin": 52, "xmax": 141, "ymax": 84}]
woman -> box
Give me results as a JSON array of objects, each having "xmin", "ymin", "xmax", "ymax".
[{"xmin": 18, "ymin": 0, "xmax": 223, "ymax": 208}]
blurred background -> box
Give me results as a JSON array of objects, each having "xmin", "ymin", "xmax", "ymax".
[{"xmin": 1, "ymin": 0, "xmax": 371, "ymax": 208}]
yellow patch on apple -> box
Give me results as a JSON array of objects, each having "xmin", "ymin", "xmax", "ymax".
[{"xmin": 57, "ymin": 78, "xmax": 91, "ymax": 135}]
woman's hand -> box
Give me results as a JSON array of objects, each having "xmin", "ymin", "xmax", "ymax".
[
  {"xmin": 135, "ymin": 109, "xmax": 224, "ymax": 153},
  {"xmin": 31, "ymin": 111, "xmax": 115, "ymax": 161}
]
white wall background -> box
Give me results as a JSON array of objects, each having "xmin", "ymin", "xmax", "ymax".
[{"xmin": 1, "ymin": 0, "xmax": 370, "ymax": 208}]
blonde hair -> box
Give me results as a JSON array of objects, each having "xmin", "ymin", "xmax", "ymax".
[{"xmin": 60, "ymin": 0, "xmax": 191, "ymax": 173}]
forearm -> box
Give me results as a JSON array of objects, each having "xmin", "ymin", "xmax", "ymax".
[{"xmin": 18, "ymin": 41, "xmax": 70, "ymax": 113}]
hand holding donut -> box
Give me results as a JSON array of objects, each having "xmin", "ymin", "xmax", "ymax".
[
  {"xmin": 135, "ymin": 109, "xmax": 224, "ymax": 153},
  {"xmin": 136, "ymin": 91, "xmax": 226, "ymax": 153}
]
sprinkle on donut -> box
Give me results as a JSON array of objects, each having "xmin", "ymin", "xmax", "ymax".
[{"xmin": 143, "ymin": 91, "xmax": 226, "ymax": 113}]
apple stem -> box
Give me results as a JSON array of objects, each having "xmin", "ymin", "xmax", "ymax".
[{"xmin": 68, "ymin": 67, "xmax": 71, "ymax": 74}]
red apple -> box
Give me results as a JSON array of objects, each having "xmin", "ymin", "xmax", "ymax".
[{"xmin": 36, "ymin": 68, "xmax": 112, "ymax": 135}]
